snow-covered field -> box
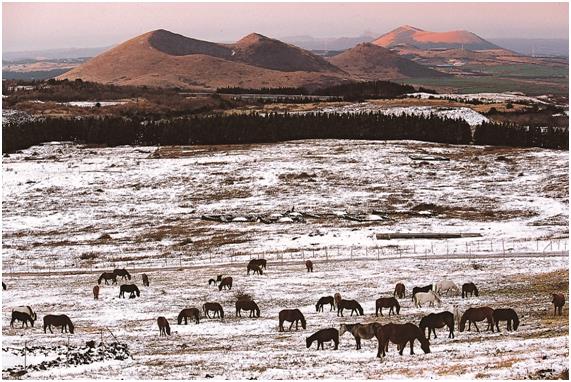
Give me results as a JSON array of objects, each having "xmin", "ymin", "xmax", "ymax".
[
  {"xmin": 406, "ymin": 92, "xmax": 549, "ymax": 105},
  {"xmin": 2, "ymin": 139, "xmax": 568, "ymax": 379}
]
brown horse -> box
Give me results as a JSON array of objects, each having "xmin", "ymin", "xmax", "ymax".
[
  {"xmin": 43, "ymin": 314, "xmax": 75, "ymax": 334},
  {"xmin": 419, "ymin": 311, "xmax": 455, "ymax": 339},
  {"xmin": 142, "ymin": 274, "xmax": 149, "ymax": 287},
  {"xmin": 394, "ymin": 283, "xmax": 405, "ymax": 299},
  {"xmin": 247, "ymin": 264, "xmax": 263, "ymax": 275},
  {"xmin": 98, "ymin": 272, "xmax": 117, "ymax": 285},
  {"xmin": 340, "ymin": 322, "xmax": 382, "ymax": 350},
  {"xmin": 248, "ymin": 258, "xmax": 267, "ymax": 270},
  {"xmin": 462, "ymin": 282, "xmax": 479, "ymax": 298},
  {"xmin": 459, "ymin": 307, "xmax": 495, "ymax": 333},
  {"xmin": 552, "ymin": 293, "xmax": 565, "ymax": 316},
  {"xmin": 203, "ymin": 302, "xmax": 224, "ymax": 319},
  {"xmin": 316, "ymin": 296, "xmax": 335, "ymax": 312},
  {"xmin": 375, "ymin": 297, "xmax": 400, "ymax": 317},
  {"xmin": 412, "ymin": 284, "xmax": 433, "ymax": 301},
  {"xmin": 236, "ymin": 300, "xmax": 260, "ymax": 318},
  {"xmin": 305, "ymin": 260, "xmax": 313, "ymax": 272},
  {"xmin": 337, "ymin": 299, "xmax": 364, "ymax": 317},
  {"xmin": 492, "ymin": 308, "xmax": 519, "ymax": 331},
  {"xmin": 113, "ymin": 268, "xmax": 131, "ymax": 281},
  {"xmin": 375, "ymin": 323, "xmax": 430, "ymax": 358},
  {"xmin": 306, "ymin": 328, "xmax": 339, "ymax": 350},
  {"xmin": 157, "ymin": 316, "xmax": 171, "ymax": 336},
  {"xmin": 279, "ymin": 309, "xmax": 306, "ymax": 331},
  {"xmin": 334, "ymin": 293, "xmax": 342, "ymax": 308},
  {"xmin": 178, "ymin": 308, "xmax": 200, "ymax": 324},
  {"xmin": 218, "ymin": 277, "xmax": 233, "ymax": 291},
  {"xmin": 93, "ymin": 285, "xmax": 99, "ymax": 300}
]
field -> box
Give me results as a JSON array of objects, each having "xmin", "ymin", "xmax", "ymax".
[{"xmin": 2, "ymin": 139, "xmax": 569, "ymax": 379}]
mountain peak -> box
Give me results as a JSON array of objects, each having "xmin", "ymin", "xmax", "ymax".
[{"xmin": 237, "ymin": 33, "xmax": 272, "ymax": 45}]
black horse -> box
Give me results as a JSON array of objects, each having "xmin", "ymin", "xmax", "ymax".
[
  {"xmin": 142, "ymin": 274, "xmax": 150, "ymax": 287},
  {"xmin": 337, "ymin": 299, "xmax": 364, "ymax": 317},
  {"xmin": 248, "ymin": 259, "xmax": 267, "ymax": 270},
  {"xmin": 208, "ymin": 275, "xmax": 224, "ymax": 286},
  {"xmin": 44, "ymin": 314, "xmax": 75, "ymax": 334},
  {"xmin": 278, "ymin": 309, "xmax": 306, "ymax": 331},
  {"xmin": 306, "ymin": 328, "xmax": 339, "ymax": 350},
  {"xmin": 247, "ymin": 264, "xmax": 263, "ymax": 275},
  {"xmin": 236, "ymin": 300, "xmax": 260, "ymax": 318},
  {"xmin": 98, "ymin": 272, "xmax": 117, "ymax": 285},
  {"xmin": 462, "ymin": 282, "xmax": 479, "ymax": 298},
  {"xmin": 412, "ymin": 284, "xmax": 433, "ymax": 301},
  {"xmin": 419, "ymin": 311, "xmax": 455, "ymax": 339},
  {"xmin": 119, "ymin": 284, "xmax": 140, "ymax": 298},
  {"xmin": 178, "ymin": 308, "xmax": 200, "ymax": 324},
  {"xmin": 492, "ymin": 308, "xmax": 520, "ymax": 332},
  {"xmin": 113, "ymin": 268, "xmax": 131, "ymax": 281},
  {"xmin": 316, "ymin": 296, "xmax": 335, "ymax": 312},
  {"xmin": 203, "ymin": 302, "xmax": 224, "ymax": 319},
  {"xmin": 11, "ymin": 306, "xmax": 37, "ymax": 328},
  {"xmin": 218, "ymin": 277, "xmax": 233, "ymax": 291}
]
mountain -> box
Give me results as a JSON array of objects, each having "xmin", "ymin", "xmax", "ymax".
[
  {"xmin": 59, "ymin": 30, "xmax": 349, "ymax": 90},
  {"xmin": 328, "ymin": 43, "xmax": 447, "ymax": 80},
  {"xmin": 373, "ymin": 25, "xmax": 500, "ymax": 51},
  {"xmin": 281, "ymin": 34, "xmax": 377, "ymax": 51},
  {"xmin": 3, "ymin": 46, "xmax": 111, "ymax": 61}
]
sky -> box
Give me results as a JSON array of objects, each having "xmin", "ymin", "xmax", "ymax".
[{"xmin": 3, "ymin": 2, "xmax": 569, "ymax": 52}]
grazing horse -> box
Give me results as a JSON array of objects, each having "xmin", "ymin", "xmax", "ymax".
[
  {"xmin": 119, "ymin": 284, "xmax": 140, "ymax": 298},
  {"xmin": 305, "ymin": 260, "xmax": 313, "ymax": 272},
  {"xmin": 247, "ymin": 264, "xmax": 263, "ymax": 275},
  {"xmin": 11, "ymin": 306, "xmax": 37, "ymax": 328},
  {"xmin": 43, "ymin": 314, "xmax": 75, "ymax": 334},
  {"xmin": 316, "ymin": 296, "xmax": 335, "ymax": 312},
  {"xmin": 435, "ymin": 280, "xmax": 460, "ymax": 296},
  {"xmin": 142, "ymin": 274, "xmax": 150, "ymax": 287},
  {"xmin": 248, "ymin": 258, "xmax": 267, "ymax": 270},
  {"xmin": 419, "ymin": 311, "xmax": 455, "ymax": 339},
  {"xmin": 306, "ymin": 328, "xmax": 339, "ymax": 350},
  {"xmin": 459, "ymin": 307, "xmax": 495, "ymax": 333},
  {"xmin": 340, "ymin": 322, "xmax": 382, "ymax": 350},
  {"xmin": 334, "ymin": 293, "xmax": 342, "ymax": 308},
  {"xmin": 375, "ymin": 297, "xmax": 400, "ymax": 317},
  {"xmin": 236, "ymin": 300, "xmax": 260, "ymax": 318},
  {"xmin": 278, "ymin": 309, "xmax": 306, "ymax": 331},
  {"xmin": 113, "ymin": 268, "xmax": 131, "ymax": 281},
  {"xmin": 414, "ymin": 291, "xmax": 441, "ymax": 308},
  {"xmin": 203, "ymin": 302, "xmax": 224, "ymax": 319},
  {"xmin": 98, "ymin": 272, "xmax": 117, "ymax": 285},
  {"xmin": 552, "ymin": 293, "xmax": 565, "ymax": 316},
  {"xmin": 394, "ymin": 283, "xmax": 405, "ymax": 299},
  {"xmin": 208, "ymin": 275, "xmax": 223, "ymax": 286},
  {"xmin": 337, "ymin": 299, "xmax": 364, "ymax": 317},
  {"xmin": 218, "ymin": 277, "xmax": 233, "ymax": 291},
  {"xmin": 375, "ymin": 323, "xmax": 430, "ymax": 358},
  {"xmin": 492, "ymin": 308, "xmax": 520, "ymax": 332},
  {"xmin": 157, "ymin": 316, "xmax": 171, "ymax": 336},
  {"xmin": 412, "ymin": 284, "xmax": 433, "ymax": 301},
  {"xmin": 178, "ymin": 308, "xmax": 200, "ymax": 324},
  {"xmin": 93, "ymin": 285, "xmax": 100, "ymax": 300},
  {"xmin": 462, "ymin": 282, "xmax": 479, "ymax": 298}
]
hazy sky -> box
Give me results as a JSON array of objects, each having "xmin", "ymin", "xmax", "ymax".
[{"xmin": 3, "ymin": 2, "xmax": 569, "ymax": 51}]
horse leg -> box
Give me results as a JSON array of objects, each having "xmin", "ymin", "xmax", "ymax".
[
  {"xmin": 474, "ymin": 321, "xmax": 480, "ymax": 332},
  {"xmin": 356, "ymin": 337, "xmax": 361, "ymax": 350},
  {"xmin": 432, "ymin": 327, "xmax": 437, "ymax": 339},
  {"xmin": 449, "ymin": 324, "xmax": 454, "ymax": 339},
  {"xmin": 410, "ymin": 340, "xmax": 415, "ymax": 355}
]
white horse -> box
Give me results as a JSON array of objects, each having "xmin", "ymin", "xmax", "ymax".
[
  {"xmin": 414, "ymin": 290, "xmax": 441, "ymax": 308},
  {"xmin": 452, "ymin": 304, "xmax": 461, "ymax": 328},
  {"xmin": 435, "ymin": 279, "xmax": 460, "ymax": 296}
]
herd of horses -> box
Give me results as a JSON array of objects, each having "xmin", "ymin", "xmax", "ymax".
[{"xmin": 5, "ymin": 259, "xmax": 567, "ymax": 362}]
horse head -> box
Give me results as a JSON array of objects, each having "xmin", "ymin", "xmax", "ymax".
[
  {"xmin": 474, "ymin": 285, "xmax": 479, "ymax": 297},
  {"xmin": 135, "ymin": 287, "xmax": 140, "ymax": 297},
  {"xmin": 306, "ymin": 337, "xmax": 312, "ymax": 348},
  {"xmin": 357, "ymin": 304, "xmax": 364, "ymax": 316},
  {"xmin": 339, "ymin": 324, "xmax": 348, "ymax": 336},
  {"xmin": 459, "ymin": 314, "xmax": 467, "ymax": 332},
  {"xmin": 420, "ymin": 337, "xmax": 431, "ymax": 353},
  {"xmin": 67, "ymin": 319, "xmax": 75, "ymax": 334}
]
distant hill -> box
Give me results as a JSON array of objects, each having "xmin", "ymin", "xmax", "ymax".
[
  {"xmin": 3, "ymin": 46, "xmax": 111, "ymax": 61},
  {"xmin": 281, "ymin": 34, "xmax": 376, "ymax": 51},
  {"xmin": 328, "ymin": 43, "xmax": 448, "ymax": 80},
  {"xmin": 373, "ymin": 25, "xmax": 500, "ymax": 51}
]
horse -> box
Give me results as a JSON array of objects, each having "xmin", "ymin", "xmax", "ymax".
[
  {"xmin": 552, "ymin": 293, "xmax": 565, "ymax": 316},
  {"xmin": 435, "ymin": 280, "xmax": 460, "ymax": 296},
  {"xmin": 375, "ymin": 297, "xmax": 400, "ymax": 317},
  {"xmin": 218, "ymin": 277, "xmax": 233, "ymax": 291},
  {"xmin": 11, "ymin": 306, "xmax": 37, "ymax": 328},
  {"xmin": 93, "ymin": 285, "xmax": 99, "ymax": 300},
  {"xmin": 305, "ymin": 260, "xmax": 313, "ymax": 272},
  {"xmin": 337, "ymin": 299, "xmax": 364, "ymax": 317},
  {"xmin": 419, "ymin": 311, "xmax": 455, "ymax": 339},
  {"xmin": 119, "ymin": 284, "xmax": 140, "ymax": 298},
  {"xmin": 142, "ymin": 274, "xmax": 149, "ymax": 287},
  {"xmin": 43, "ymin": 314, "xmax": 75, "ymax": 334},
  {"xmin": 452, "ymin": 304, "xmax": 461, "ymax": 329},
  {"xmin": 411, "ymin": 284, "xmax": 433, "ymax": 301},
  {"xmin": 113, "ymin": 268, "xmax": 131, "ymax": 281},
  {"xmin": 394, "ymin": 283, "xmax": 405, "ymax": 299},
  {"xmin": 178, "ymin": 308, "xmax": 200, "ymax": 324},
  {"xmin": 278, "ymin": 309, "xmax": 306, "ymax": 331},
  {"xmin": 208, "ymin": 275, "xmax": 223, "ymax": 286},
  {"xmin": 236, "ymin": 300, "xmax": 260, "ymax": 318},
  {"xmin": 334, "ymin": 293, "xmax": 342, "ymax": 308},
  {"xmin": 157, "ymin": 316, "xmax": 171, "ymax": 336},
  {"xmin": 248, "ymin": 258, "xmax": 267, "ymax": 270},
  {"xmin": 492, "ymin": 308, "xmax": 519, "ymax": 332},
  {"xmin": 98, "ymin": 272, "xmax": 117, "ymax": 285},
  {"xmin": 247, "ymin": 264, "xmax": 263, "ymax": 275},
  {"xmin": 340, "ymin": 322, "xmax": 382, "ymax": 350},
  {"xmin": 459, "ymin": 307, "xmax": 495, "ymax": 333},
  {"xmin": 306, "ymin": 328, "xmax": 339, "ymax": 350},
  {"xmin": 375, "ymin": 323, "xmax": 430, "ymax": 358},
  {"xmin": 2, "ymin": 282, "xmax": 6, "ymax": 290},
  {"xmin": 316, "ymin": 296, "xmax": 335, "ymax": 312},
  {"xmin": 203, "ymin": 302, "xmax": 224, "ymax": 319},
  {"xmin": 413, "ymin": 290, "xmax": 441, "ymax": 308},
  {"xmin": 462, "ymin": 282, "xmax": 479, "ymax": 298}
]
